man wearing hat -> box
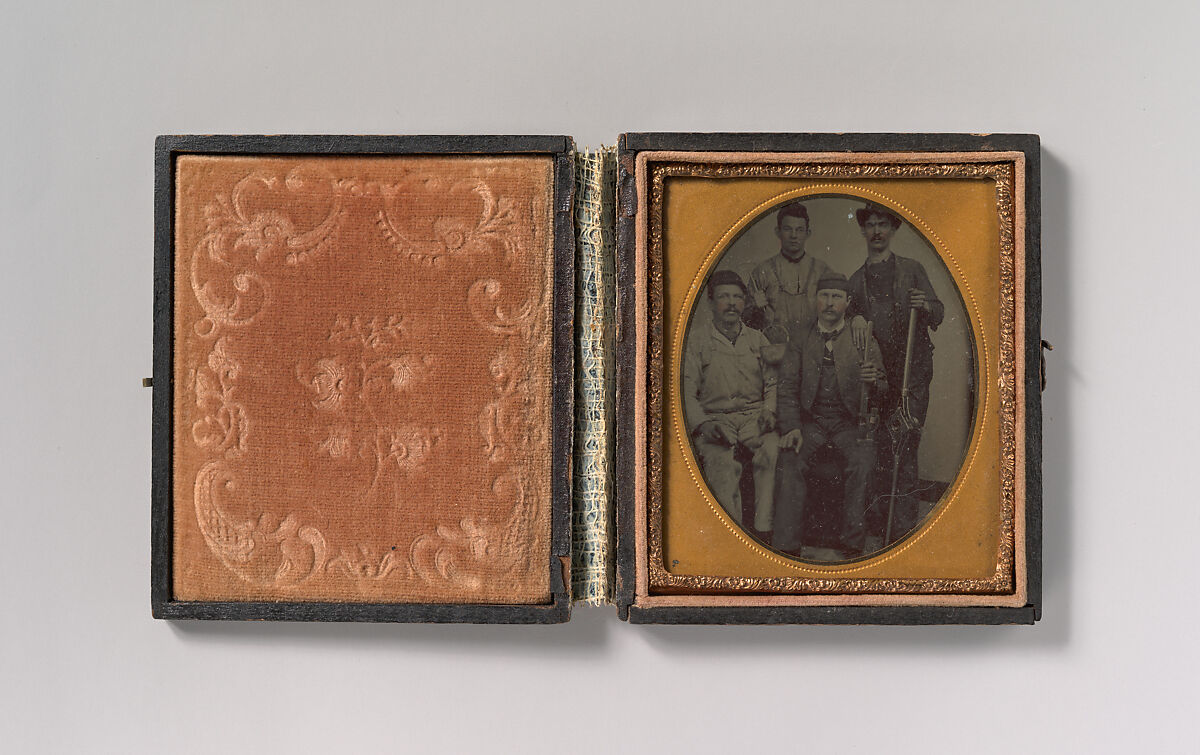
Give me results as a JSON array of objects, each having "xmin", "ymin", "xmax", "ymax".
[
  {"xmin": 682, "ymin": 269, "xmax": 780, "ymax": 532},
  {"xmin": 747, "ymin": 201, "xmax": 868, "ymax": 350},
  {"xmin": 773, "ymin": 271, "xmax": 887, "ymax": 558},
  {"xmin": 847, "ymin": 203, "xmax": 943, "ymax": 545}
]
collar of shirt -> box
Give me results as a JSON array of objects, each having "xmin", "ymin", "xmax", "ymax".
[
  {"xmin": 711, "ymin": 321, "xmax": 743, "ymax": 347},
  {"xmin": 866, "ymin": 250, "xmax": 895, "ymax": 270}
]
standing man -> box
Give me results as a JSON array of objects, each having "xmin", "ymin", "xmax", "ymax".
[
  {"xmin": 682, "ymin": 270, "xmax": 779, "ymax": 532},
  {"xmin": 773, "ymin": 272, "xmax": 887, "ymax": 558},
  {"xmin": 748, "ymin": 201, "xmax": 867, "ymax": 352},
  {"xmin": 848, "ymin": 203, "xmax": 943, "ymax": 545}
]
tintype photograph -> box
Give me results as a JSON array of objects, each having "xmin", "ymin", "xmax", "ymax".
[
  {"xmin": 632, "ymin": 141, "xmax": 1033, "ymax": 610},
  {"xmin": 681, "ymin": 196, "xmax": 974, "ymax": 563}
]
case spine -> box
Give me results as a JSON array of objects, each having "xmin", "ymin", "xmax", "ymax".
[{"xmin": 571, "ymin": 146, "xmax": 617, "ymax": 605}]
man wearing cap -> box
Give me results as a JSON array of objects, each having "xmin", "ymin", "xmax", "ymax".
[
  {"xmin": 847, "ymin": 203, "xmax": 943, "ymax": 545},
  {"xmin": 682, "ymin": 270, "xmax": 780, "ymax": 532},
  {"xmin": 773, "ymin": 271, "xmax": 887, "ymax": 558},
  {"xmin": 747, "ymin": 201, "xmax": 868, "ymax": 350}
]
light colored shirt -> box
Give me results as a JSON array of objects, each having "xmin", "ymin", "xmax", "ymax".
[
  {"xmin": 748, "ymin": 252, "xmax": 831, "ymax": 335},
  {"xmin": 682, "ymin": 317, "xmax": 777, "ymax": 430}
]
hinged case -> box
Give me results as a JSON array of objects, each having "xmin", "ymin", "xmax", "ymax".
[{"xmin": 151, "ymin": 132, "xmax": 1041, "ymax": 624}]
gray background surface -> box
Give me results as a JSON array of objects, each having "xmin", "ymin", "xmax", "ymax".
[{"xmin": 2, "ymin": 1, "xmax": 1194, "ymax": 752}]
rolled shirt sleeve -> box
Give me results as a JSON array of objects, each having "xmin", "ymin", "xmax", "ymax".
[{"xmin": 682, "ymin": 335, "xmax": 709, "ymax": 431}]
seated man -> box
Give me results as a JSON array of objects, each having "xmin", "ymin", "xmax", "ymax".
[
  {"xmin": 682, "ymin": 270, "xmax": 779, "ymax": 531},
  {"xmin": 773, "ymin": 272, "xmax": 887, "ymax": 558}
]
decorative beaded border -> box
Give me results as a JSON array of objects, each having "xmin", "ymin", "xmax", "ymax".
[{"xmin": 644, "ymin": 158, "xmax": 1019, "ymax": 595}]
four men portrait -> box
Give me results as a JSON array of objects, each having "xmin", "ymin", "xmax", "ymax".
[{"xmin": 682, "ymin": 199, "xmax": 944, "ymax": 560}]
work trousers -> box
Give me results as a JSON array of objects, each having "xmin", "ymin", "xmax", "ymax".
[
  {"xmin": 773, "ymin": 415, "xmax": 875, "ymax": 555},
  {"xmin": 693, "ymin": 409, "xmax": 779, "ymax": 530}
]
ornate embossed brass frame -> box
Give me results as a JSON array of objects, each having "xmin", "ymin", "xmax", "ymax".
[
  {"xmin": 152, "ymin": 135, "xmax": 576, "ymax": 623},
  {"xmin": 613, "ymin": 133, "xmax": 1041, "ymax": 625}
]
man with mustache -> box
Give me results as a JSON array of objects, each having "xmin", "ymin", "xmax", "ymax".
[
  {"xmin": 847, "ymin": 203, "xmax": 943, "ymax": 546},
  {"xmin": 682, "ymin": 270, "xmax": 780, "ymax": 532},
  {"xmin": 748, "ymin": 201, "xmax": 868, "ymax": 355},
  {"xmin": 773, "ymin": 272, "xmax": 887, "ymax": 558}
]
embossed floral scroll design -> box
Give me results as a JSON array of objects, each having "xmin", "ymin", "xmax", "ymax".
[
  {"xmin": 376, "ymin": 176, "xmax": 518, "ymax": 265},
  {"xmin": 189, "ymin": 168, "xmax": 349, "ymax": 586},
  {"xmin": 285, "ymin": 311, "xmax": 445, "ymax": 585},
  {"xmin": 190, "ymin": 169, "xmax": 350, "ymax": 340},
  {"xmin": 645, "ymin": 159, "xmax": 1020, "ymax": 596},
  {"xmin": 398, "ymin": 276, "xmax": 551, "ymax": 592},
  {"xmin": 184, "ymin": 162, "xmax": 551, "ymax": 596},
  {"xmin": 297, "ymin": 315, "xmax": 440, "ymax": 494}
]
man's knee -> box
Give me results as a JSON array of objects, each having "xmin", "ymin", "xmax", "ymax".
[
  {"xmin": 752, "ymin": 433, "xmax": 779, "ymax": 468},
  {"xmin": 697, "ymin": 438, "xmax": 735, "ymax": 466},
  {"xmin": 847, "ymin": 446, "xmax": 875, "ymax": 474},
  {"xmin": 697, "ymin": 440, "xmax": 739, "ymax": 478},
  {"xmin": 778, "ymin": 445, "xmax": 810, "ymax": 474}
]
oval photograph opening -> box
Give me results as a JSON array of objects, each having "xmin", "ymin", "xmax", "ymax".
[{"xmin": 680, "ymin": 195, "xmax": 976, "ymax": 563}]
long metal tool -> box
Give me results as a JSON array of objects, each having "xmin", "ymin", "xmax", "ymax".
[
  {"xmin": 857, "ymin": 321, "xmax": 878, "ymax": 445},
  {"xmin": 885, "ymin": 307, "xmax": 921, "ymax": 544}
]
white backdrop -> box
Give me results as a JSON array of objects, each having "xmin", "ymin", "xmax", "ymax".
[{"xmin": 2, "ymin": 2, "xmax": 1195, "ymax": 753}]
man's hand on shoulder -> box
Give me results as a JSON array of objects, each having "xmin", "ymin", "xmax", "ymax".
[{"xmin": 851, "ymin": 314, "xmax": 868, "ymax": 350}]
